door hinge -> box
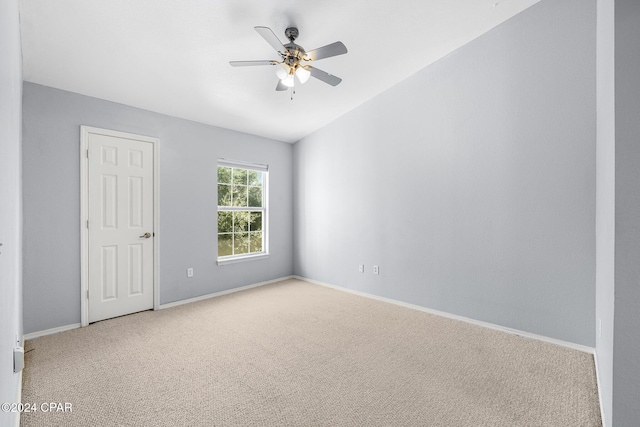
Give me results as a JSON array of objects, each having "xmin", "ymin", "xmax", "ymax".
[
  {"xmin": 86, "ymin": 149, "xmax": 89, "ymax": 158},
  {"xmin": 86, "ymin": 289, "xmax": 89, "ymax": 299},
  {"xmin": 86, "ymin": 220, "xmax": 89, "ymax": 229}
]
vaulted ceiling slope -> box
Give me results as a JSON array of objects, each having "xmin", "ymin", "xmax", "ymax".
[{"xmin": 19, "ymin": 0, "xmax": 540, "ymax": 143}]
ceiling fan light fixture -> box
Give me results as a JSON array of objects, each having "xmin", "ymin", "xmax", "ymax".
[
  {"xmin": 281, "ymin": 74, "xmax": 295, "ymax": 88},
  {"xmin": 295, "ymin": 66, "xmax": 310, "ymax": 84},
  {"xmin": 229, "ymin": 26, "xmax": 348, "ymax": 94},
  {"xmin": 276, "ymin": 64, "xmax": 290, "ymax": 80}
]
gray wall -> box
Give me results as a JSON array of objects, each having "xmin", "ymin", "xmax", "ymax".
[
  {"xmin": 293, "ymin": 0, "xmax": 596, "ymax": 346},
  {"xmin": 22, "ymin": 82, "xmax": 294, "ymax": 334},
  {"xmin": 0, "ymin": 0, "xmax": 23, "ymax": 424},
  {"xmin": 613, "ymin": 0, "xmax": 640, "ymax": 424},
  {"xmin": 595, "ymin": 0, "xmax": 615, "ymax": 424}
]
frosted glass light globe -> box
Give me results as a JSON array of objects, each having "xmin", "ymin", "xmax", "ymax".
[
  {"xmin": 276, "ymin": 64, "xmax": 290, "ymax": 80},
  {"xmin": 296, "ymin": 67, "xmax": 310, "ymax": 84}
]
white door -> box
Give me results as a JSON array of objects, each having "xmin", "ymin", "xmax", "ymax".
[{"xmin": 86, "ymin": 129, "xmax": 155, "ymax": 323}]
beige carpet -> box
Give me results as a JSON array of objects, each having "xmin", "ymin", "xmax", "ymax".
[{"xmin": 21, "ymin": 279, "xmax": 601, "ymax": 426}]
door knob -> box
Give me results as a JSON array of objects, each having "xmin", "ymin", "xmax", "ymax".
[{"xmin": 139, "ymin": 232, "xmax": 151, "ymax": 238}]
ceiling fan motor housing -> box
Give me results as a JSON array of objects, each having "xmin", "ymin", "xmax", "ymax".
[
  {"xmin": 285, "ymin": 27, "xmax": 299, "ymax": 42},
  {"xmin": 283, "ymin": 42, "xmax": 305, "ymax": 65},
  {"xmin": 282, "ymin": 27, "xmax": 306, "ymax": 68}
]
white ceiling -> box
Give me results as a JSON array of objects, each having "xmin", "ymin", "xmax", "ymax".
[{"xmin": 19, "ymin": 0, "xmax": 540, "ymax": 143}]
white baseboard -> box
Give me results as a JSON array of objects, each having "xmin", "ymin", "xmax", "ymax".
[
  {"xmin": 593, "ymin": 352, "xmax": 607, "ymax": 427},
  {"xmin": 294, "ymin": 275, "xmax": 595, "ymax": 355},
  {"xmin": 158, "ymin": 275, "xmax": 294, "ymax": 310},
  {"xmin": 22, "ymin": 275, "xmax": 596, "ymax": 357},
  {"xmin": 23, "ymin": 277, "xmax": 294, "ymax": 339},
  {"xmin": 24, "ymin": 323, "xmax": 82, "ymax": 341}
]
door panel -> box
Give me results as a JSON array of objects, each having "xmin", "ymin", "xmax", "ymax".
[
  {"xmin": 128, "ymin": 243, "xmax": 143, "ymax": 295},
  {"xmin": 88, "ymin": 132, "xmax": 154, "ymax": 323}
]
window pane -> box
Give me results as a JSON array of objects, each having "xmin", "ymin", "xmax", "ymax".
[
  {"xmin": 218, "ymin": 184, "xmax": 231, "ymax": 206},
  {"xmin": 218, "ymin": 166, "xmax": 232, "ymax": 184},
  {"xmin": 218, "ymin": 234, "xmax": 233, "ymax": 257},
  {"xmin": 250, "ymin": 212, "xmax": 262, "ymax": 232},
  {"xmin": 231, "ymin": 185, "xmax": 248, "ymax": 207},
  {"xmin": 248, "ymin": 186, "xmax": 262, "ymax": 207},
  {"xmin": 232, "ymin": 185, "xmax": 248, "ymax": 207},
  {"xmin": 218, "ymin": 211, "xmax": 233, "ymax": 233},
  {"xmin": 234, "ymin": 232, "xmax": 249, "ymax": 254},
  {"xmin": 233, "ymin": 168, "xmax": 247, "ymax": 185},
  {"xmin": 250, "ymin": 232, "xmax": 263, "ymax": 253},
  {"xmin": 217, "ymin": 163, "xmax": 267, "ymax": 261},
  {"xmin": 247, "ymin": 170, "xmax": 260, "ymax": 186},
  {"xmin": 233, "ymin": 211, "xmax": 249, "ymax": 232}
]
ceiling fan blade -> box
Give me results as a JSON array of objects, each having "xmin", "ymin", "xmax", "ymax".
[
  {"xmin": 276, "ymin": 80, "xmax": 288, "ymax": 91},
  {"xmin": 254, "ymin": 26, "xmax": 286, "ymax": 52},
  {"xmin": 307, "ymin": 66, "xmax": 342, "ymax": 86},
  {"xmin": 305, "ymin": 41, "xmax": 348, "ymax": 61},
  {"xmin": 229, "ymin": 60, "xmax": 277, "ymax": 67}
]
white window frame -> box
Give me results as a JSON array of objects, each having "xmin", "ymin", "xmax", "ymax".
[{"xmin": 216, "ymin": 159, "xmax": 269, "ymax": 265}]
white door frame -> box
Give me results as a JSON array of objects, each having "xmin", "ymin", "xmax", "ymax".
[{"xmin": 80, "ymin": 126, "xmax": 160, "ymax": 327}]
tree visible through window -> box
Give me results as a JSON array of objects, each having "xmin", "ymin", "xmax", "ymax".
[{"xmin": 217, "ymin": 162, "xmax": 267, "ymax": 260}]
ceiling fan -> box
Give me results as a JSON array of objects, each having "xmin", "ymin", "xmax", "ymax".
[{"xmin": 230, "ymin": 26, "xmax": 348, "ymax": 94}]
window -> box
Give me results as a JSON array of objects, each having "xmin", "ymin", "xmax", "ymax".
[{"xmin": 217, "ymin": 160, "xmax": 268, "ymax": 264}]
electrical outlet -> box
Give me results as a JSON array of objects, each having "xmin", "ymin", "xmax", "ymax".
[
  {"xmin": 187, "ymin": 268, "xmax": 194, "ymax": 278},
  {"xmin": 359, "ymin": 265, "xmax": 364, "ymax": 273},
  {"xmin": 373, "ymin": 265, "xmax": 379, "ymax": 275}
]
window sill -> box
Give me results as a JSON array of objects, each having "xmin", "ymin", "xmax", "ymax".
[{"xmin": 217, "ymin": 253, "xmax": 270, "ymax": 266}]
